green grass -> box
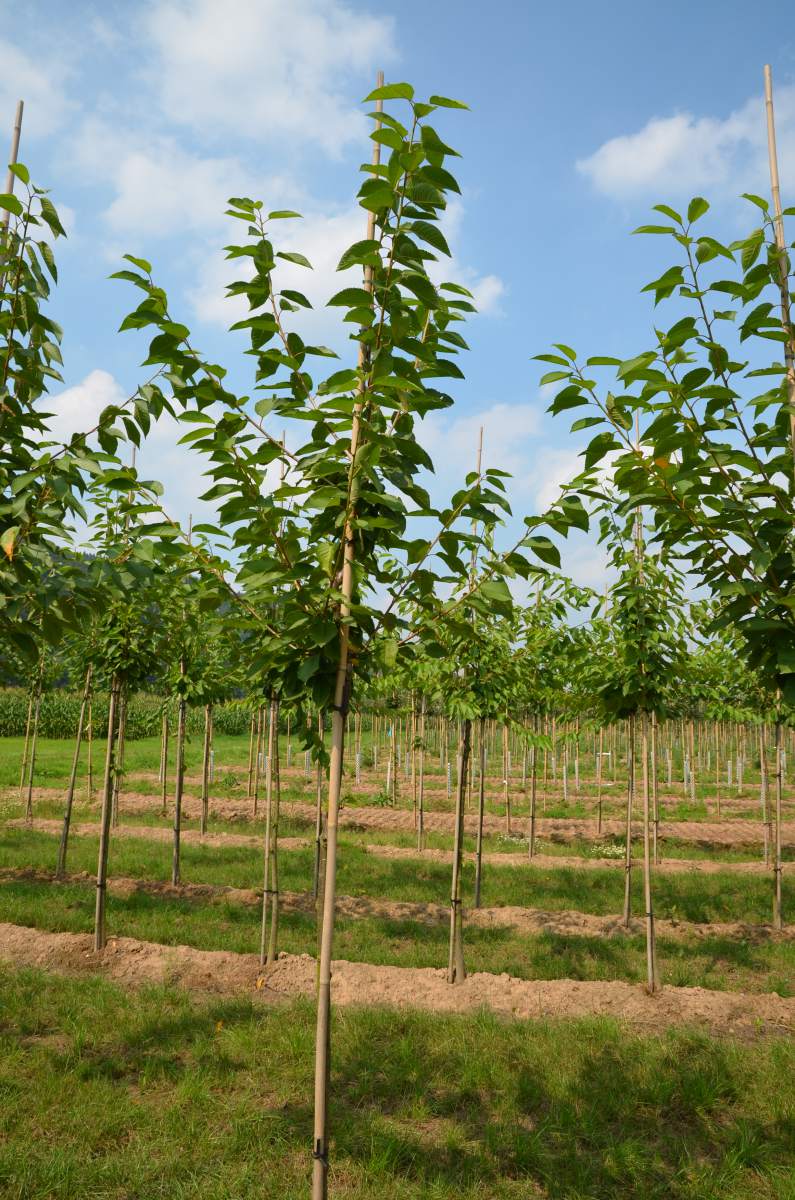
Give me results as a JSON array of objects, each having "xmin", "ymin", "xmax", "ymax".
[
  {"xmin": 2, "ymin": 876, "xmax": 793, "ymax": 994},
  {"xmin": 2, "ymin": 825, "xmax": 791, "ymax": 926},
  {"xmin": 0, "ymin": 965, "xmax": 793, "ymax": 1199}
]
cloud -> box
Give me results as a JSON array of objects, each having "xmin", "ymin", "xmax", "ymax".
[
  {"xmin": 144, "ymin": 0, "xmax": 397, "ymax": 157},
  {"xmin": 42, "ymin": 369, "xmax": 221, "ymax": 537},
  {"xmin": 577, "ymin": 85, "xmax": 795, "ymax": 200},
  {"xmin": 0, "ymin": 36, "xmax": 73, "ymax": 141}
]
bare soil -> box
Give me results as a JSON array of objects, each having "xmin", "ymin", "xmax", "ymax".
[
  {"xmin": 0, "ymin": 921, "xmax": 791, "ymax": 1035},
  {"xmin": 365, "ymin": 843, "xmax": 774, "ymax": 875},
  {"xmin": 15, "ymin": 787, "xmax": 795, "ymax": 849}
]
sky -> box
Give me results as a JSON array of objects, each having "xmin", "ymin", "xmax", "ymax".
[{"xmin": 5, "ymin": 0, "xmax": 795, "ymax": 590}]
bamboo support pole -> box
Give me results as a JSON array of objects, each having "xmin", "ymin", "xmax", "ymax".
[
  {"xmin": 94, "ymin": 676, "xmax": 120, "ymax": 952},
  {"xmin": 57, "ymin": 664, "xmax": 92, "ymax": 877}
]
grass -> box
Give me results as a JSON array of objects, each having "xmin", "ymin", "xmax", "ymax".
[
  {"xmin": 0, "ymin": 965, "xmax": 793, "ymax": 1199},
  {"xmin": 2, "ymin": 825, "xmax": 792, "ymax": 926}
]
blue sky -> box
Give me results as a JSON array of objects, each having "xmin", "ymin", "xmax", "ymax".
[{"xmin": 5, "ymin": 0, "xmax": 795, "ymax": 587}]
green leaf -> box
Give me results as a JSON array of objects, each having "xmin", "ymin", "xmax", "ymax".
[
  {"xmin": 365, "ymin": 83, "xmax": 415, "ymax": 101},
  {"xmin": 268, "ymin": 210, "xmax": 302, "ymax": 219},
  {"xmin": 9, "ymin": 163, "xmax": 29, "ymax": 185},
  {"xmin": 687, "ymin": 197, "xmax": 709, "ymax": 223},
  {"xmin": 429, "ymin": 95, "xmax": 469, "ymax": 110},
  {"xmin": 328, "ymin": 287, "xmax": 373, "ymax": 308},
  {"xmin": 0, "ymin": 192, "xmax": 23, "ymax": 217},
  {"xmin": 277, "ymin": 251, "xmax": 312, "ymax": 269},
  {"xmin": 336, "ymin": 239, "xmax": 380, "ymax": 271}
]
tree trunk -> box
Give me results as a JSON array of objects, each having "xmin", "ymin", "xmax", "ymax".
[
  {"xmin": 260, "ymin": 698, "xmax": 282, "ymax": 966},
  {"xmin": 529, "ymin": 713, "xmax": 539, "ymax": 858},
  {"xmin": 623, "ymin": 713, "xmax": 635, "ymax": 927},
  {"xmin": 57, "ymin": 664, "xmax": 92, "ymax": 877},
  {"xmin": 160, "ymin": 711, "xmax": 169, "ymax": 817},
  {"xmin": 18, "ymin": 688, "xmax": 34, "ymax": 806},
  {"xmin": 171, "ymin": 661, "xmax": 187, "ymax": 887},
  {"xmin": 448, "ymin": 719, "xmax": 471, "ymax": 983},
  {"xmin": 313, "ymin": 710, "xmax": 326, "ymax": 903},
  {"xmin": 86, "ymin": 697, "xmax": 94, "ymax": 801},
  {"xmin": 774, "ymin": 716, "xmax": 784, "ymax": 930},
  {"xmin": 200, "ymin": 703, "xmax": 212, "ymax": 835},
  {"xmin": 111, "ymin": 686, "xmax": 127, "ymax": 828},
  {"xmin": 246, "ymin": 710, "xmax": 256, "ymax": 802},
  {"xmin": 94, "ymin": 675, "xmax": 121, "ymax": 951},
  {"xmin": 474, "ymin": 717, "xmax": 486, "ymax": 907},
  {"xmin": 24, "ymin": 677, "xmax": 43, "ymax": 821},
  {"xmin": 417, "ymin": 697, "xmax": 426, "ymax": 852},
  {"xmin": 640, "ymin": 712, "xmax": 657, "ymax": 990}
]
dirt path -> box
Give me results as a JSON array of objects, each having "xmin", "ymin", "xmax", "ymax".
[
  {"xmin": 6, "ymin": 817, "xmax": 306, "ymax": 853},
  {"xmin": 0, "ymin": 921, "xmax": 791, "ymax": 1035},
  {"xmin": 365, "ymin": 843, "xmax": 775, "ymax": 875},
  {"xmin": 7, "ymin": 816, "xmax": 777, "ymax": 876},
  {"xmin": 2, "ymin": 866, "xmax": 791, "ymax": 946},
  {"xmin": 12, "ymin": 787, "xmax": 795, "ymax": 847}
]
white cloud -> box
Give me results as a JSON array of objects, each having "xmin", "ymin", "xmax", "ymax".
[
  {"xmin": 40, "ymin": 369, "xmax": 124, "ymax": 444},
  {"xmin": 0, "ymin": 37, "xmax": 73, "ymax": 142},
  {"xmin": 144, "ymin": 0, "xmax": 397, "ymax": 157},
  {"xmin": 577, "ymin": 85, "xmax": 795, "ymax": 199}
]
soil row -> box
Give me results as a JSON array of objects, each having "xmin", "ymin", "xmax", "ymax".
[
  {"xmin": 2, "ymin": 865, "xmax": 791, "ymax": 945},
  {"xmin": 7, "ymin": 817, "xmax": 780, "ymax": 876},
  {"xmin": 0, "ymin": 921, "xmax": 791, "ymax": 1036}
]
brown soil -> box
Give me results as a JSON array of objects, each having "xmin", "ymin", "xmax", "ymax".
[
  {"xmin": 364, "ymin": 843, "xmax": 774, "ymax": 875},
  {"xmin": 0, "ymin": 921, "xmax": 791, "ymax": 1035},
  {"xmin": 17, "ymin": 786, "xmax": 795, "ymax": 849},
  {"xmin": 7, "ymin": 817, "xmax": 306, "ymax": 853},
  {"xmin": 2, "ymin": 865, "xmax": 790, "ymax": 946},
  {"xmin": 8, "ymin": 816, "xmax": 776, "ymax": 878}
]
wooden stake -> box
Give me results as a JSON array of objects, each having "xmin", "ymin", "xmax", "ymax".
[
  {"xmin": 763, "ymin": 64, "xmax": 795, "ymax": 468},
  {"xmin": 312, "ymin": 70, "xmax": 383, "ymax": 1200},
  {"xmin": 171, "ymin": 659, "xmax": 187, "ymax": 886}
]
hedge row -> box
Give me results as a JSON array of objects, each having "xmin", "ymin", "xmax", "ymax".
[{"xmin": 0, "ymin": 690, "xmax": 252, "ymax": 740}]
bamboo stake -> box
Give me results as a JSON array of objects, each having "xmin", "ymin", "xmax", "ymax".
[
  {"xmin": 57, "ymin": 664, "xmax": 92, "ymax": 877},
  {"xmin": 763, "ymin": 64, "xmax": 795, "ymax": 467},
  {"xmin": 528, "ymin": 713, "xmax": 539, "ymax": 859},
  {"xmin": 774, "ymin": 710, "xmax": 784, "ymax": 930},
  {"xmin": 313, "ymin": 710, "xmax": 325, "ymax": 901},
  {"xmin": 94, "ymin": 676, "xmax": 120, "ymax": 951},
  {"xmin": 312, "ymin": 71, "xmax": 383, "ymax": 1200},
  {"xmin": 111, "ymin": 686, "xmax": 127, "ymax": 827},
  {"xmin": 622, "ymin": 713, "xmax": 635, "ymax": 927},
  {"xmin": 246, "ymin": 711, "xmax": 256, "ymax": 801},
  {"xmin": 86, "ymin": 697, "xmax": 93, "ymax": 800},
  {"xmin": 0, "ymin": 99, "xmax": 23, "ymax": 288}
]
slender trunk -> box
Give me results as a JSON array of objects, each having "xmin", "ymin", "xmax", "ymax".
[
  {"xmin": 596, "ymin": 725, "xmax": 604, "ymax": 837},
  {"xmin": 312, "ymin": 77, "xmax": 382, "ymax": 1195},
  {"xmin": 651, "ymin": 710, "xmax": 659, "ymax": 865},
  {"xmin": 417, "ymin": 698, "xmax": 426, "ymax": 852},
  {"xmin": 86, "ymin": 697, "xmax": 94, "ymax": 801},
  {"xmin": 774, "ymin": 716, "xmax": 784, "ymax": 930},
  {"xmin": 529, "ymin": 712, "xmax": 539, "ymax": 859},
  {"xmin": 502, "ymin": 723, "xmax": 511, "ymax": 834},
  {"xmin": 448, "ymin": 719, "xmax": 471, "ymax": 982},
  {"xmin": 24, "ymin": 679, "xmax": 42, "ymax": 821},
  {"xmin": 57, "ymin": 664, "xmax": 92, "ymax": 877},
  {"xmin": 641, "ymin": 712, "xmax": 656, "ymax": 991},
  {"xmin": 160, "ymin": 712, "xmax": 169, "ymax": 817},
  {"xmin": 94, "ymin": 676, "xmax": 121, "ymax": 952},
  {"xmin": 111, "ymin": 687, "xmax": 127, "ymax": 828},
  {"xmin": 313, "ymin": 711, "xmax": 326, "ymax": 903},
  {"xmin": 17, "ymin": 689, "xmax": 34, "ymax": 805},
  {"xmin": 260, "ymin": 698, "xmax": 282, "ymax": 966},
  {"xmin": 623, "ymin": 713, "xmax": 635, "ymax": 927},
  {"xmin": 474, "ymin": 717, "xmax": 486, "ymax": 907},
  {"xmin": 246, "ymin": 711, "xmax": 256, "ymax": 802},
  {"xmin": 760, "ymin": 724, "xmax": 771, "ymax": 867},
  {"xmin": 253, "ymin": 705, "xmax": 264, "ymax": 816},
  {"xmin": 171, "ymin": 661, "xmax": 187, "ymax": 887},
  {"xmin": 200, "ymin": 703, "xmax": 212, "ymax": 836}
]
